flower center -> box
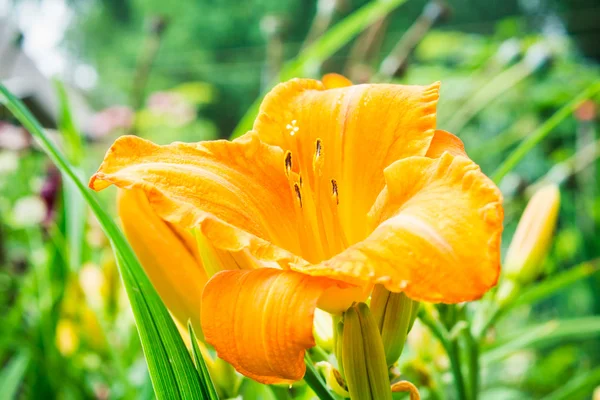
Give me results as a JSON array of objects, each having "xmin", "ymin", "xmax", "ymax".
[{"xmin": 284, "ymin": 138, "xmax": 349, "ymax": 263}]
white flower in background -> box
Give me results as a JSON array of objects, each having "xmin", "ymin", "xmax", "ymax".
[
  {"xmin": 12, "ymin": 195, "xmax": 47, "ymax": 228},
  {"xmin": 0, "ymin": 151, "xmax": 19, "ymax": 175}
]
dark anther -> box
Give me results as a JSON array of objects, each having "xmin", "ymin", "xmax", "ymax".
[
  {"xmin": 315, "ymin": 139, "xmax": 322, "ymax": 158},
  {"xmin": 294, "ymin": 183, "xmax": 302, "ymax": 208},
  {"xmin": 331, "ymin": 179, "xmax": 339, "ymax": 204},
  {"xmin": 285, "ymin": 151, "xmax": 292, "ymax": 174}
]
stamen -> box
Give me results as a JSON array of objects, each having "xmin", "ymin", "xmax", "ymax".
[
  {"xmin": 331, "ymin": 179, "xmax": 339, "ymax": 205},
  {"xmin": 294, "ymin": 183, "xmax": 302, "ymax": 208},
  {"xmin": 286, "ymin": 120, "xmax": 300, "ymax": 136},
  {"xmin": 315, "ymin": 139, "xmax": 322, "ymax": 158},
  {"xmin": 285, "ymin": 151, "xmax": 292, "ymax": 175}
]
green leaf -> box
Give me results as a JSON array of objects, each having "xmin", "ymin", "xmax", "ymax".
[
  {"xmin": 304, "ymin": 354, "xmax": 336, "ymax": 400},
  {"xmin": 482, "ymin": 317, "xmax": 600, "ymax": 365},
  {"xmin": 55, "ymin": 81, "xmax": 87, "ymax": 272},
  {"xmin": 509, "ymin": 261, "xmax": 599, "ymax": 311},
  {"xmin": 544, "ymin": 367, "xmax": 600, "ymax": 400},
  {"xmin": 475, "ymin": 260, "xmax": 599, "ymax": 339},
  {"xmin": 0, "ymin": 352, "xmax": 30, "ymax": 399},
  {"xmin": 231, "ymin": 0, "xmax": 409, "ymax": 138},
  {"xmin": 0, "ymin": 83, "xmax": 205, "ymax": 399},
  {"xmin": 491, "ymin": 82, "xmax": 600, "ymax": 183},
  {"xmin": 187, "ymin": 321, "xmax": 219, "ymax": 400}
]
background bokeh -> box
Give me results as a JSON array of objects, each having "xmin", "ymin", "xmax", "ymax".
[{"xmin": 1, "ymin": 0, "xmax": 599, "ymax": 399}]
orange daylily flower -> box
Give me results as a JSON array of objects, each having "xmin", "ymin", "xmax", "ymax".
[
  {"xmin": 118, "ymin": 189, "xmax": 208, "ymax": 331},
  {"xmin": 90, "ymin": 75, "xmax": 503, "ymax": 384}
]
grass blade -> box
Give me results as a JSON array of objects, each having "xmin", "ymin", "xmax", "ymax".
[
  {"xmin": 0, "ymin": 84, "xmax": 204, "ymax": 399},
  {"xmin": 55, "ymin": 81, "xmax": 86, "ymax": 272},
  {"xmin": 482, "ymin": 317, "xmax": 600, "ymax": 365},
  {"xmin": 231, "ymin": 0, "xmax": 409, "ymax": 138},
  {"xmin": 544, "ymin": 367, "xmax": 600, "ymax": 400},
  {"xmin": 475, "ymin": 260, "xmax": 599, "ymax": 339},
  {"xmin": 491, "ymin": 82, "xmax": 600, "ymax": 184},
  {"xmin": 509, "ymin": 260, "xmax": 599, "ymax": 310},
  {"xmin": 187, "ymin": 322, "xmax": 219, "ymax": 400},
  {"xmin": 0, "ymin": 352, "xmax": 30, "ymax": 399}
]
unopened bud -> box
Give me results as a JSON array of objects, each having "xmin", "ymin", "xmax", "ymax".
[
  {"xmin": 371, "ymin": 285, "xmax": 418, "ymax": 366},
  {"xmin": 504, "ymin": 184, "xmax": 560, "ymax": 284},
  {"xmin": 342, "ymin": 303, "xmax": 392, "ymax": 400},
  {"xmin": 316, "ymin": 361, "xmax": 349, "ymax": 398}
]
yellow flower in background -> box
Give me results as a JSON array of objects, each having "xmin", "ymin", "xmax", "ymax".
[{"xmin": 89, "ymin": 75, "xmax": 503, "ymax": 384}]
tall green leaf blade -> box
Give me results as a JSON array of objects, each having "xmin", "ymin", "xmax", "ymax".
[
  {"xmin": 187, "ymin": 322, "xmax": 219, "ymax": 400},
  {"xmin": 55, "ymin": 81, "xmax": 87, "ymax": 272},
  {"xmin": 0, "ymin": 84, "xmax": 204, "ymax": 399},
  {"xmin": 231, "ymin": 0, "xmax": 409, "ymax": 138}
]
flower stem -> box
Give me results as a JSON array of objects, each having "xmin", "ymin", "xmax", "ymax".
[
  {"xmin": 447, "ymin": 339, "xmax": 468, "ymax": 400},
  {"xmin": 418, "ymin": 309, "xmax": 469, "ymax": 400},
  {"xmin": 463, "ymin": 327, "xmax": 479, "ymax": 400},
  {"xmin": 304, "ymin": 354, "xmax": 336, "ymax": 400}
]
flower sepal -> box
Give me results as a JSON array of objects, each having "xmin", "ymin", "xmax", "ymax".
[
  {"xmin": 371, "ymin": 285, "xmax": 418, "ymax": 366},
  {"xmin": 342, "ymin": 302, "xmax": 392, "ymax": 400}
]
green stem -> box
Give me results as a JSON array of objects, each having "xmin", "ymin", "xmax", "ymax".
[
  {"xmin": 304, "ymin": 354, "xmax": 336, "ymax": 400},
  {"xmin": 463, "ymin": 328, "xmax": 479, "ymax": 400},
  {"xmin": 418, "ymin": 309, "xmax": 468, "ymax": 400},
  {"xmin": 447, "ymin": 340, "xmax": 468, "ymax": 400},
  {"xmin": 492, "ymin": 82, "xmax": 600, "ymax": 184}
]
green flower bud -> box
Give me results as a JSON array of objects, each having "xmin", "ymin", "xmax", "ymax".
[
  {"xmin": 504, "ymin": 184, "xmax": 560, "ymax": 284},
  {"xmin": 342, "ymin": 303, "xmax": 392, "ymax": 400},
  {"xmin": 371, "ymin": 285, "xmax": 418, "ymax": 366}
]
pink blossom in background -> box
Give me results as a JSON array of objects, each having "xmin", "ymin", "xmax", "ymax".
[
  {"xmin": 89, "ymin": 106, "xmax": 134, "ymax": 138},
  {"xmin": 147, "ymin": 91, "xmax": 195, "ymax": 125},
  {"xmin": 0, "ymin": 122, "xmax": 31, "ymax": 151}
]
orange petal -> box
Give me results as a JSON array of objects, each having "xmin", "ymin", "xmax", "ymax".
[
  {"xmin": 118, "ymin": 189, "xmax": 207, "ymax": 330},
  {"xmin": 322, "ymin": 73, "xmax": 353, "ymax": 89},
  {"xmin": 201, "ymin": 268, "xmax": 335, "ymax": 384},
  {"xmin": 90, "ymin": 133, "xmax": 304, "ymax": 268},
  {"xmin": 425, "ymin": 129, "xmax": 467, "ymax": 158},
  {"xmin": 292, "ymin": 153, "xmax": 503, "ymax": 303},
  {"xmin": 253, "ymin": 79, "xmax": 440, "ymax": 244}
]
